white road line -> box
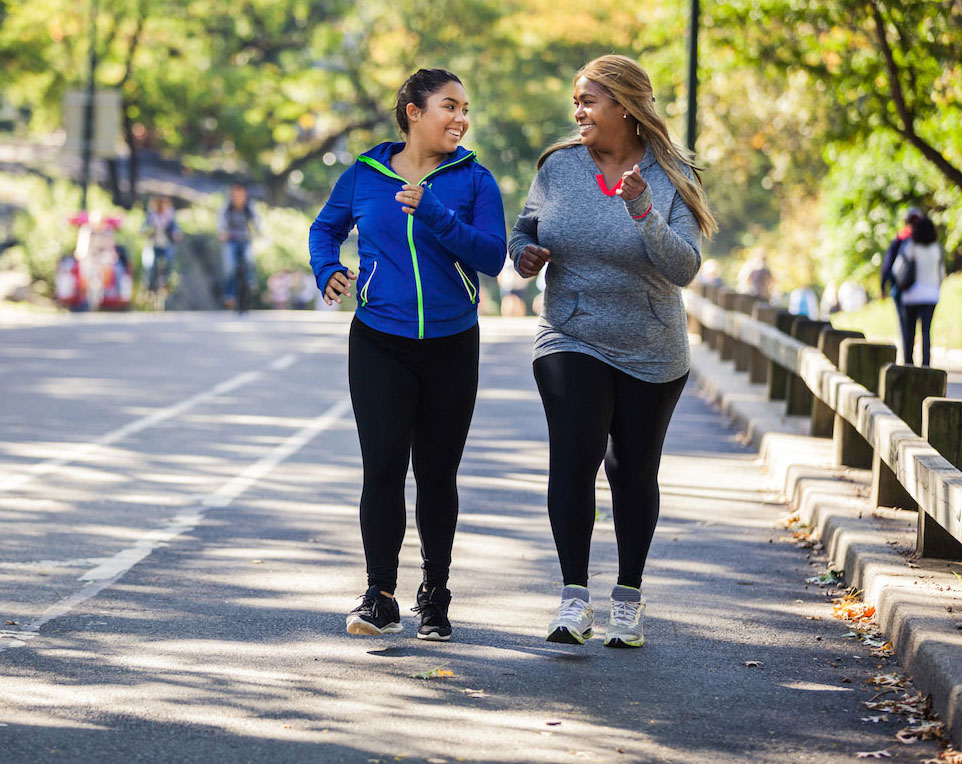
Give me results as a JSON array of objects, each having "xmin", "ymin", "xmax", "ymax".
[
  {"xmin": 0, "ymin": 354, "xmax": 298, "ymax": 493},
  {"xmin": 0, "ymin": 397, "xmax": 351, "ymax": 654}
]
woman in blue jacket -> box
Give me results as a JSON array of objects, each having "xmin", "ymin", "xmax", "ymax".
[{"xmin": 309, "ymin": 69, "xmax": 506, "ymax": 641}]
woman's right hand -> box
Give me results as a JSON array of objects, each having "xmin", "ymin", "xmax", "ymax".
[
  {"xmin": 518, "ymin": 244, "xmax": 551, "ymax": 278},
  {"xmin": 324, "ymin": 270, "xmax": 357, "ymax": 305}
]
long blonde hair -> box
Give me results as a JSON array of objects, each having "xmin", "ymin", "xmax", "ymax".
[{"xmin": 539, "ymin": 54, "xmax": 718, "ymax": 239}]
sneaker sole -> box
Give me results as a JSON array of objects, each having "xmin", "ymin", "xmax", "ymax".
[
  {"xmin": 546, "ymin": 626, "xmax": 593, "ymax": 645},
  {"xmin": 346, "ymin": 616, "xmax": 402, "ymax": 636},
  {"xmin": 603, "ymin": 635, "xmax": 644, "ymax": 648},
  {"xmin": 416, "ymin": 630, "xmax": 452, "ymax": 642}
]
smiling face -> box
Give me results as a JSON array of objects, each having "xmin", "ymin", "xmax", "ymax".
[
  {"xmin": 407, "ymin": 80, "xmax": 470, "ymax": 153},
  {"xmin": 573, "ymin": 76, "xmax": 630, "ymax": 151}
]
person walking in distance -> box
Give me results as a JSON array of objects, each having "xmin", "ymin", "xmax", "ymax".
[
  {"xmin": 898, "ymin": 215, "xmax": 945, "ymax": 367},
  {"xmin": 881, "ymin": 207, "xmax": 922, "ymax": 359},
  {"xmin": 308, "ymin": 69, "xmax": 506, "ymax": 640},
  {"xmin": 510, "ymin": 54, "xmax": 717, "ymax": 648},
  {"xmin": 219, "ymin": 184, "xmax": 258, "ymax": 309}
]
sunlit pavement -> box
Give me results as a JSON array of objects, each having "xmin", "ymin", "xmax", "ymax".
[{"xmin": 0, "ymin": 313, "xmax": 942, "ymax": 763}]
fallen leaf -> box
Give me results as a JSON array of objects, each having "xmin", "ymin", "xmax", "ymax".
[
  {"xmin": 282, "ymin": 724, "xmax": 292, "ymax": 729},
  {"xmin": 896, "ymin": 719, "xmax": 945, "ymax": 743},
  {"xmin": 546, "ymin": 721, "xmax": 562, "ymax": 726},
  {"xmin": 806, "ymin": 570, "xmax": 845, "ymax": 586},
  {"xmin": 411, "ymin": 666, "xmax": 454, "ymax": 680},
  {"xmin": 855, "ymin": 750, "xmax": 891, "ymax": 759},
  {"xmin": 861, "ymin": 715, "xmax": 888, "ymax": 723},
  {"xmin": 463, "ymin": 688, "xmax": 488, "ymax": 699},
  {"xmin": 743, "ymin": 660, "xmax": 763, "ymax": 668},
  {"xmin": 5, "ymin": 621, "xmax": 17, "ymax": 626},
  {"xmin": 252, "ymin": 560, "xmax": 265, "ymax": 565}
]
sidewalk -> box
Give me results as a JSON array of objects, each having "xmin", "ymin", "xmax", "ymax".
[{"xmin": 688, "ymin": 336, "xmax": 962, "ymax": 747}]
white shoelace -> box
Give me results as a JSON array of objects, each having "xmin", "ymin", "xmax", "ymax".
[
  {"xmin": 610, "ymin": 599, "xmax": 642, "ymax": 624},
  {"xmin": 558, "ymin": 598, "xmax": 590, "ymax": 620}
]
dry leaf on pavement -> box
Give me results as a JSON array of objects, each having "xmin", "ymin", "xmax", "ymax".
[
  {"xmin": 411, "ymin": 666, "xmax": 455, "ymax": 680},
  {"xmin": 743, "ymin": 660, "xmax": 763, "ymax": 668},
  {"xmin": 855, "ymin": 751, "xmax": 891, "ymax": 759}
]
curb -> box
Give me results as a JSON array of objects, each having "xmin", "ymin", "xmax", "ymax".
[{"xmin": 689, "ymin": 338, "xmax": 962, "ymax": 747}]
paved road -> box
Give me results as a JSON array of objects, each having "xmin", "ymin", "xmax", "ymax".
[{"xmin": 0, "ymin": 313, "xmax": 942, "ymax": 763}]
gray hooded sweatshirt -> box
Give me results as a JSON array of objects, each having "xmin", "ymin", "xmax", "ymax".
[{"xmin": 509, "ymin": 144, "xmax": 702, "ymax": 383}]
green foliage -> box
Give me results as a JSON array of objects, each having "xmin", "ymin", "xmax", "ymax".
[
  {"xmin": 2, "ymin": 173, "xmax": 143, "ymax": 288},
  {"xmin": 817, "ymin": 131, "xmax": 962, "ymax": 287},
  {"xmin": 2, "ymin": 0, "xmax": 959, "ymax": 297}
]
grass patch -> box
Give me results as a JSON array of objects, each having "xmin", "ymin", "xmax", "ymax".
[{"xmin": 831, "ymin": 272, "xmax": 962, "ymax": 350}]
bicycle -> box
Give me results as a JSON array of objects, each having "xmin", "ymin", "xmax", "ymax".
[
  {"xmin": 145, "ymin": 248, "xmax": 172, "ymax": 311},
  {"xmin": 234, "ymin": 248, "xmax": 249, "ymax": 315}
]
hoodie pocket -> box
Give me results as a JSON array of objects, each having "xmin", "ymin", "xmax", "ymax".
[
  {"xmin": 454, "ymin": 262, "xmax": 477, "ymax": 304},
  {"xmin": 359, "ymin": 261, "xmax": 378, "ymax": 306}
]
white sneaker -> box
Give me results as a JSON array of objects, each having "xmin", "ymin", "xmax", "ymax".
[
  {"xmin": 547, "ymin": 586, "xmax": 594, "ymax": 645},
  {"xmin": 604, "ymin": 585, "xmax": 645, "ymax": 648}
]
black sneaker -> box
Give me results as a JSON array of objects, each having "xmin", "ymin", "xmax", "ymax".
[
  {"xmin": 346, "ymin": 585, "xmax": 402, "ymax": 636},
  {"xmin": 412, "ymin": 583, "xmax": 452, "ymax": 641}
]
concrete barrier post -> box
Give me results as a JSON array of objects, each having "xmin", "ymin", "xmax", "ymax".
[
  {"xmin": 718, "ymin": 289, "xmax": 738, "ymax": 362},
  {"xmin": 767, "ymin": 310, "xmax": 795, "ymax": 401},
  {"xmin": 835, "ymin": 340, "xmax": 897, "ymax": 468},
  {"xmin": 750, "ymin": 304, "xmax": 776, "ymax": 385},
  {"xmin": 872, "ymin": 364, "xmax": 947, "ymax": 510},
  {"xmin": 732, "ymin": 294, "xmax": 757, "ymax": 373},
  {"xmin": 811, "ymin": 328, "xmax": 865, "ymax": 437},
  {"xmin": 785, "ymin": 318, "xmax": 832, "ymax": 417},
  {"xmin": 920, "ymin": 398, "xmax": 962, "ymax": 558}
]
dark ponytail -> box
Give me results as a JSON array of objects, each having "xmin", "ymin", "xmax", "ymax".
[
  {"xmin": 395, "ymin": 68, "xmax": 462, "ymax": 134},
  {"xmin": 911, "ymin": 217, "xmax": 937, "ymax": 245}
]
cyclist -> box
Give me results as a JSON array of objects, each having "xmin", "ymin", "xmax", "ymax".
[
  {"xmin": 218, "ymin": 184, "xmax": 258, "ymax": 311},
  {"xmin": 143, "ymin": 196, "xmax": 181, "ymax": 306}
]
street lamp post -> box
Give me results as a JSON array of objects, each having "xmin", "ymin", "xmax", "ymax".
[
  {"xmin": 80, "ymin": 0, "xmax": 99, "ymax": 210},
  {"xmin": 687, "ymin": 0, "xmax": 699, "ymax": 154}
]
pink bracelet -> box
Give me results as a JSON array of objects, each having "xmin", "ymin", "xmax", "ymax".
[{"xmin": 631, "ymin": 204, "xmax": 652, "ymax": 220}]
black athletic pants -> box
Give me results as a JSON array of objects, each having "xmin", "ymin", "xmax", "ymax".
[
  {"xmin": 349, "ymin": 317, "xmax": 479, "ymax": 594},
  {"xmin": 533, "ymin": 351, "xmax": 688, "ymax": 589}
]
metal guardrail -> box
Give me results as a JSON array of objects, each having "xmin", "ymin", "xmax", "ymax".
[{"xmin": 683, "ymin": 285, "xmax": 962, "ymax": 559}]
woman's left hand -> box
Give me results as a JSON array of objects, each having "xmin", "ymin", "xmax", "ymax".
[
  {"xmin": 615, "ymin": 164, "xmax": 647, "ymax": 202},
  {"xmin": 396, "ymin": 184, "xmax": 424, "ymax": 215}
]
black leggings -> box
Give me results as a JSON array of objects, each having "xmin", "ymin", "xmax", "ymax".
[
  {"xmin": 349, "ymin": 317, "xmax": 479, "ymax": 593},
  {"xmin": 900, "ymin": 302, "xmax": 936, "ymax": 367},
  {"xmin": 533, "ymin": 352, "xmax": 687, "ymax": 589}
]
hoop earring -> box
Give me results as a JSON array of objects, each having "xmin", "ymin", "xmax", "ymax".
[{"xmin": 636, "ymin": 123, "xmax": 641, "ymax": 136}]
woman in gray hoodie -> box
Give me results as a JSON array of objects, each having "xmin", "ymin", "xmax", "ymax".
[{"xmin": 510, "ymin": 54, "xmax": 718, "ymax": 648}]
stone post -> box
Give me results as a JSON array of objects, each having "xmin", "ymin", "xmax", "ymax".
[{"xmin": 835, "ymin": 340, "xmax": 897, "ymax": 468}]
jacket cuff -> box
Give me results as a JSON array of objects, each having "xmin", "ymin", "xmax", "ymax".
[
  {"xmin": 314, "ymin": 264, "xmax": 347, "ymax": 291},
  {"xmin": 624, "ymin": 186, "xmax": 653, "ymax": 220}
]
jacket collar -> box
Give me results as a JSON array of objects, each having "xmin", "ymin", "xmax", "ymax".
[{"xmin": 360, "ymin": 142, "xmax": 475, "ymax": 174}]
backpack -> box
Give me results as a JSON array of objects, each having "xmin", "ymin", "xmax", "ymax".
[{"xmin": 892, "ymin": 243, "xmax": 916, "ymax": 291}]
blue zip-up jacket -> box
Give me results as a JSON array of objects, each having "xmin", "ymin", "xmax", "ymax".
[{"xmin": 309, "ymin": 142, "xmax": 507, "ymax": 339}]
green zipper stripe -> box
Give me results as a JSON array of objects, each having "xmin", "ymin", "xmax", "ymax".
[
  {"xmin": 406, "ymin": 215, "xmax": 424, "ymax": 338},
  {"xmin": 454, "ymin": 262, "xmax": 477, "ymax": 304},
  {"xmin": 357, "ymin": 151, "xmax": 477, "ymax": 339},
  {"xmin": 360, "ymin": 260, "xmax": 377, "ymax": 306}
]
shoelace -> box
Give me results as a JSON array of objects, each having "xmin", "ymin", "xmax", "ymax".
[
  {"xmin": 411, "ymin": 600, "xmax": 447, "ymax": 624},
  {"xmin": 558, "ymin": 597, "xmax": 590, "ymax": 620},
  {"xmin": 354, "ymin": 594, "xmax": 387, "ymax": 618},
  {"xmin": 610, "ymin": 599, "xmax": 642, "ymax": 624}
]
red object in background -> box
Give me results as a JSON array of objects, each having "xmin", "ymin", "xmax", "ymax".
[{"xmin": 58, "ymin": 211, "xmax": 132, "ymax": 311}]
